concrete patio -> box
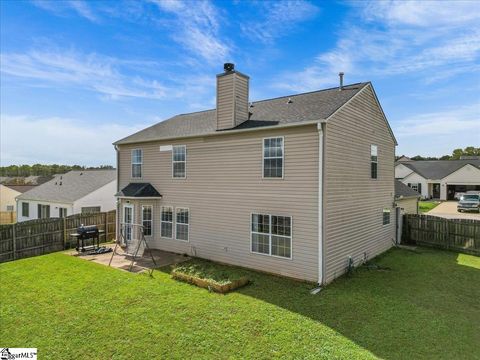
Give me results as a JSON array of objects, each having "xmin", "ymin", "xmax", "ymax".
[{"xmin": 68, "ymin": 243, "xmax": 190, "ymax": 273}]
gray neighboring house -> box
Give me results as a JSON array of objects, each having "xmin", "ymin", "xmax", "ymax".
[
  {"xmin": 16, "ymin": 170, "xmax": 117, "ymax": 222},
  {"xmin": 395, "ymin": 180, "xmax": 421, "ymax": 214},
  {"xmin": 113, "ymin": 64, "xmax": 397, "ymax": 284},
  {"xmin": 395, "ymin": 159, "xmax": 480, "ymax": 200}
]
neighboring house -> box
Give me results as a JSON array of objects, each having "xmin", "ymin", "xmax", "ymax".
[
  {"xmin": 395, "ymin": 180, "xmax": 421, "ymax": 214},
  {"xmin": 0, "ymin": 185, "xmax": 36, "ymax": 224},
  {"xmin": 395, "ymin": 160, "xmax": 480, "ymax": 200},
  {"xmin": 16, "ymin": 170, "xmax": 116, "ymax": 222},
  {"xmin": 113, "ymin": 64, "xmax": 397, "ymax": 285}
]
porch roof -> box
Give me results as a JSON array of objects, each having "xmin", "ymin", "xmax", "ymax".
[{"xmin": 115, "ymin": 183, "xmax": 162, "ymax": 198}]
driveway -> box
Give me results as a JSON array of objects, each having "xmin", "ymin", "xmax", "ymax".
[{"xmin": 427, "ymin": 201, "xmax": 480, "ymax": 220}]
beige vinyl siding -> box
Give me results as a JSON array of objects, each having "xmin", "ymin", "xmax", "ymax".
[
  {"xmin": 323, "ymin": 85, "xmax": 396, "ymax": 283},
  {"xmin": 397, "ymin": 197, "xmax": 418, "ymax": 214},
  {"xmin": 234, "ymin": 74, "xmax": 249, "ymax": 127},
  {"xmin": 118, "ymin": 125, "xmax": 319, "ymax": 281},
  {"xmin": 216, "ymin": 74, "xmax": 234, "ymax": 130}
]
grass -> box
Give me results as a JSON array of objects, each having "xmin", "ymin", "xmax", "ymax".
[
  {"xmin": 419, "ymin": 200, "xmax": 441, "ymax": 213},
  {"xmin": 1, "ymin": 248, "xmax": 479, "ymax": 359},
  {"xmin": 172, "ymin": 258, "xmax": 249, "ymax": 286}
]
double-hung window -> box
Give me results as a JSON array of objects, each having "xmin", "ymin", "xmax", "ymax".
[
  {"xmin": 251, "ymin": 214, "xmax": 292, "ymax": 259},
  {"xmin": 142, "ymin": 205, "xmax": 153, "ymax": 236},
  {"xmin": 176, "ymin": 208, "xmax": 189, "ymax": 241},
  {"xmin": 263, "ymin": 137, "xmax": 284, "ymax": 178},
  {"xmin": 383, "ymin": 208, "xmax": 391, "ymax": 225},
  {"xmin": 59, "ymin": 208, "xmax": 67, "ymax": 218},
  {"xmin": 172, "ymin": 145, "xmax": 186, "ymax": 178},
  {"xmin": 161, "ymin": 206, "xmax": 173, "ymax": 238},
  {"xmin": 371, "ymin": 145, "xmax": 378, "ymax": 179},
  {"xmin": 22, "ymin": 202, "xmax": 29, "ymax": 217},
  {"xmin": 131, "ymin": 149, "xmax": 143, "ymax": 178},
  {"xmin": 38, "ymin": 204, "xmax": 50, "ymax": 219}
]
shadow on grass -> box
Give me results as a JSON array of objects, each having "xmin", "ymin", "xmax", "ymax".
[{"xmin": 159, "ymin": 248, "xmax": 480, "ymax": 360}]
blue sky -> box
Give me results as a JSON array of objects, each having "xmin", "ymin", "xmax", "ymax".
[{"xmin": 1, "ymin": 0, "xmax": 479, "ymax": 166}]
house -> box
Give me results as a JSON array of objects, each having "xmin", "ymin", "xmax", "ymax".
[
  {"xmin": 395, "ymin": 180, "xmax": 421, "ymax": 214},
  {"xmin": 113, "ymin": 64, "xmax": 397, "ymax": 284},
  {"xmin": 395, "ymin": 159, "xmax": 480, "ymax": 200},
  {"xmin": 0, "ymin": 184, "xmax": 36, "ymax": 224},
  {"xmin": 16, "ymin": 170, "xmax": 116, "ymax": 222}
]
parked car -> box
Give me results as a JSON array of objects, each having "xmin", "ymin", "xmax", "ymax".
[
  {"xmin": 457, "ymin": 194, "xmax": 480, "ymax": 213},
  {"xmin": 454, "ymin": 192, "xmax": 466, "ymax": 200}
]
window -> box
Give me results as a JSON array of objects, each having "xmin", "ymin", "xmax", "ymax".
[
  {"xmin": 22, "ymin": 202, "xmax": 29, "ymax": 217},
  {"xmin": 371, "ymin": 145, "xmax": 378, "ymax": 179},
  {"xmin": 59, "ymin": 208, "xmax": 67, "ymax": 218},
  {"xmin": 38, "ymin": 204, "xmax": 50, "ymax": 219},
  {"xmin": 408, "ymin": 183, "xmax": 421, "ymax": 194},
  {"xmin": 6, "ymin": 205, "xmax": 14, "ymax": 212},
  {"xmin": 81, "ymin": 206, "xmax": 101, "ymax": 214},
  {"xmin": 383, "ymin": 208, "xmax": 391, "ymax": 225},
  {"xmin": 263, "ymin": 137, "xmax": 284, "ymax": 178},
  {"xmin": 251, "ymin": 214, "xmax": 292, "ymax": 259},
  {"xmin": 142, "ymin": 205, "xmax": 153, "ymax": 236},
  {"xmin": 161, "ymin": 206, "xmax": 173, "ymax": 238},
  {"xmin": 176, "ymin": 208, "xmax": 189, "ymax": 241},
  {"xmin": 131, "ymin": 149, "xmax": 143, "ymax": 178},
  {"xmin": 172, "ymin": 145, "xmax": 186, "ymax": 178}
]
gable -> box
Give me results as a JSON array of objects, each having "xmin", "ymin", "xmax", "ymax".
[
  {"xmin": 442, "ymin": 164, "xmax": 480, "ymax": 183},
  {"xmin": 402, "ymin": 171, "xmax": 426, "ymax": 183},
  {"xmin": 395, "ymin": 163, "xmax": 414, "ymax": 179}
]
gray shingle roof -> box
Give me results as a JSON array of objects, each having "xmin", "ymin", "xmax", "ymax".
[
  {"xmin": 114, "ymin": 83, "xmax": 369, "ymax": 145},
  {"xmin": 17, "ymin": 170, "xmax": 116, "ymax": 203},
  {"xmin": 402, "ymin": 160, "xmax": 480, "ymax": 180},
  {"xmin": 115, "ymin": 183, "xmax": 162, "ymax": 198},
  {"xmin": 395, "ymin": 180, "xmax": 421, "ymax": 198}
]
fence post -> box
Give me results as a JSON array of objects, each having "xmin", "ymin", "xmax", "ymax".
[
  {"xmin": 12, "ymin": 223, "xmax": 17, "ymax": 260},
  {"xmin": 63, "ymin": 217, "xmax": 67, "ymax": 249}
]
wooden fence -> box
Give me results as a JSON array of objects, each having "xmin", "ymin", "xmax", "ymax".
[
  {"xmin": 0, "ymin": 210, "xmax": 116, "ymax": 263},
  {"xmin": 0, "ymin": 211, "xmax": 16, "ymax": 225},
  {"xmin": 403, "ymin": 214, "xmax": 480, "ymax": 255}
]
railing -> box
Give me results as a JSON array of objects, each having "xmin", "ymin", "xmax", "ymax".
[{"xmin": 0, "ymin": 210, "xmax": 116, "ymax": 263}]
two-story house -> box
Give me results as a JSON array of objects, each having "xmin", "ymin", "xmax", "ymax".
[{"xmin": 114, "ymin": 64, "xmax": 397, "ymax": 284}]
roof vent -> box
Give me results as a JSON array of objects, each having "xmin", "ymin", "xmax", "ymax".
[
  {"xmin": 249, "ymin": 102, "xmax": 254, "ymax": 108},
  {"xmin": 339, "ymin": 72, "xmax": 344, "ymax": 91},
  {"xmin": 224, "ymin": 63, "xmax": 234, "ymax": 72},
  {"xmin": 79, "ymin": 172, "xmax": 83, "ymax": 176},
  {"xmin": 287, "ymin": 97, "xmax": 293, "ymax": 104},
  {"xmin": 59, "ymin": 181, "xmax": 62, "ymax": 186}
]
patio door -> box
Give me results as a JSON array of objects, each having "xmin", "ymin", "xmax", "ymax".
[{"xmin": 123, "ymin": 204, "xmax": 134, "ymax": 244}]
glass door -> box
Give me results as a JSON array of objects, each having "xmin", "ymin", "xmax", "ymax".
[{"xmin": 123, "ymin": 204, "xmax": 134, "ymax": 243}]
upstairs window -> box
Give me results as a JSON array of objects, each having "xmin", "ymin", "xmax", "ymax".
[
  {"xmin": 263, "ymin": 137, "xmax": 284, "ymax": 178},
  {"xmin": 161, "ymin": 206, "xmax": 173, "ymax": 238},
  {"xmin": 142, "ymin": 205, "xmax": 153, "ymax": 236},
  {"xmin": 131, "ymin": 149, "xmax": 143, "ymax": 178},
  {"xmin": 251, "ymin": 213, "xmax": 292, "ymax": 259},
  {"xmin": 383, "ymin": 208, "xmax": 391, "ymax": 225},
  {"xmin": 22, "ymin": 202, "xmax": 29, "ymax": 217},
  {"xmin": 172, "ymin": 145, "xmax": 186, "ymax": 178},
  {"xmin": 371, "ymin": 145, "xmax": 378, "ymax": 179}
]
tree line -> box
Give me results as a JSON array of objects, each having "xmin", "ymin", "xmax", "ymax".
[
  {"xmin": 397, "ymin": 146, "xmax": 479, "ymax": 161},
  {"xmin": 0, "ymin": 164, "xmax": 114, "ymax": 177}
]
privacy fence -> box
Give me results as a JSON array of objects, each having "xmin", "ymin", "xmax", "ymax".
[
  {"xmin": 0, "ymin": 211, "xmax": 16, "ymax": 225},
  {"xmin": 0, "ymin": 210, "xmax": 116, "ymax": 263},
  {"xmin": 403, "ymin": 214, "xmax": 480, "ymax": 255}
]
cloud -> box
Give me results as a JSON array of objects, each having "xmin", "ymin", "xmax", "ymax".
[
  {"xmin": 0, "ymin": 115, "xmax": 148, "ymax": 166},
  {"xmin": 0, "ymin": 49, "xmax": 169, "ymax": 100},
  {"xmin": 241, "ymin": 0, "xmax": 319, "ymax": 44},
  {"xmin": 149, "ymin": 0, "xmax": 230, "ymax": 63},
  {"xmin": 274, "ymin": 1, "xmax": 480, "ymax": 92},
  {"xmin": 32, "ymin": 0, "xmax": 99, "ymax": 22}
]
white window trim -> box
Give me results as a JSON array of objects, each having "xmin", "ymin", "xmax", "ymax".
[
  {"xmin": 250, "ymin": 212, "xmax": 293, "ymax": 260},
  {"xmin": 382, "ymin": 208, "xmax": 391, "ymax": 226},
  {"xmin": 131, "ymin": 149, "xmax": 143, "ymax": 179},
  {"xmin": 262, "ymin": 136, "xmax": 285, "ymax": 179},
  {"xmin": 122, "ymin": 203, "xmax": 135, "ymax": 244},
  {"xmin": 172, "ymin": 145, "xmax": 187, "ymax": 179},
  {"xmin": 22, "ymin": 202, "xmax": 29, "ymax": 217},
  {"xmin": 141, "ymin": 205, "xmax": 153, "ymax": 237},
  {"xmin": 160, "ymin": 205, "xmax": 173, "ymax": 239},
  {"xmin": 370, "ymin": 144, "xmax": 378, "ymax": 180},
  {"xmin": 410, "ymin": 183, "xmax": 419, "ymax": 192},
  {"xmin": 175, "ymin": 207, "xmax": 190, "ymax": 242}
]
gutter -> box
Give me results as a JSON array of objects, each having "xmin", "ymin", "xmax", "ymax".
[{"xmin": 113, "ymin": 119, "xmax": 324, "ymax": 146}]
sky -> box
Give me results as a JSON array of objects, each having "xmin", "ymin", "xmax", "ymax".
[{"xmin": 1, "ymin": 0, "xmax": 479, "ymax": 166}]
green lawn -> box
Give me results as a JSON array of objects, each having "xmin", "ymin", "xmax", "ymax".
[
  {"xmin": 419, "ymin": 200, "xmax": 441, "ymax": 213},
  {"xmin": 1, "ymin": 248, "xmax": 479, "ymax": 359}
]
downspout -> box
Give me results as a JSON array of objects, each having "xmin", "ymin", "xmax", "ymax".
[
  {"xmin": 317, "ymin": 122, "xmax": 325, "ymax": 286},
  {"xmin": 115, "ymin": 145, "xmax": 120, "ymax": 242}
]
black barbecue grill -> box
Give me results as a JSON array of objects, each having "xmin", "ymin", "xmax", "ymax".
[{"xmin": 71, "ymin": 225, "xmax": 104, "ymax": 252}]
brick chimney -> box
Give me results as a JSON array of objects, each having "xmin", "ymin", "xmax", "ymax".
[{"xmin": 216, "ymin": 63, "xmax": 249, "ymax": 130}]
